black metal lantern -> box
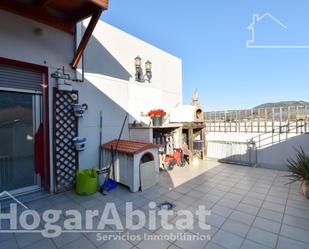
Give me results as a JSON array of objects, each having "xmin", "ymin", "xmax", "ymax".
[
  {"xmin": 134, "ymin": 56, "xmax": 142, "ymax": 68},
  {"xmin": 134, "ymin": 56, "xmax": 152, "ymax": 83},
  {"xmin": 145, "ymin": 60, "xmax": 152, "ymax": 71},
  {"xmin": 145, "ymin": 60, "xmax": 152, "ymax": 82}
]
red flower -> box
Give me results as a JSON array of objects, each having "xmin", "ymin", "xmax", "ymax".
[{"xmin": 147, "ymin": 109, "xmax": 167, "ymax": 118}]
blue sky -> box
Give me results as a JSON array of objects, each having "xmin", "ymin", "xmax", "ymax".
[{"xmin": 102, "ymin": 0, "xmax": 309, "ymax": 111}]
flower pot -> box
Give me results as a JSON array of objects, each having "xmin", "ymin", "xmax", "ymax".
[
  {"xmin": 152, "ymin": 116, "xmax": 163, "ymax": 126},
  {"xmin": 72, "ymin": 104, "xmax": 88, "ymax": 118},
  {"xmin": 302, "ymin": 180, "xmax": 309, "ymax": 198},
  {"xmin": 73, "ymin": 137, "xmax": 87, "ymax": 152}
]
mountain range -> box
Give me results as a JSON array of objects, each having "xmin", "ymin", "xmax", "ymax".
[{"xmin": 254, "ymin": 101, "xmax": 309, "ymax": 109}]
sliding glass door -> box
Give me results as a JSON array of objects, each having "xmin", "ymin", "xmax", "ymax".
[{"xmin": 0, "ymin": 90, "xmax": 42, "ymax": 193}]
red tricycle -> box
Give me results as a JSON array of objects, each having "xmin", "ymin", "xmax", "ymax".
[{"xmin": 162, "ymin": 148, "xmax": 187, "ymax": 171}]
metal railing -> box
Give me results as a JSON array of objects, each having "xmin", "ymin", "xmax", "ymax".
[
  {"xmin": 205, "ymin": 105, "xmax": 309, "ymax": 133},
  {"xmin": 206, "ymin": 140, "xmax": 257, "ymax": 166},
  {"xmin": 248, "ymin": 120, "xmax": 308, "ymax": 149}
]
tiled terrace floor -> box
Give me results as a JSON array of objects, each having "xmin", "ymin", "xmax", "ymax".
[{"xmin": 1, "ymin": 160, "xmax": 309, "ymax": 249}]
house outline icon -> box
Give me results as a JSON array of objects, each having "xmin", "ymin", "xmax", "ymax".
[
  {"xmin": 246, "ymin": 12, "xmax": 309, "ymax": 48},
  {"xmin": 0, "ymin": 191, "xmax": 29, "ymax": 210}
]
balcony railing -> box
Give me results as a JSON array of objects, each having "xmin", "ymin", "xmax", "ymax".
[{"xmin": 204, "ymin": 105, "xmax": 309, "ymax": 133}]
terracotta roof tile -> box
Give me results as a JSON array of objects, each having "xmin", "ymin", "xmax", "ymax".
[{"xmin": 101, "ymin": 140, "xmax": 160, "ymax": 155}]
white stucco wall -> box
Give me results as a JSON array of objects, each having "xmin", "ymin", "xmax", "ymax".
[
  {"xmin": 76, "ymin": 20, "xmax": 183, "ymax": 170},
  {"xmin": 0, "ymin": 11, "xmax": 183, "ymax": 192},
  {"xmin": 80, "ymin": 20, "xmax": 183, "ymax": 120}
]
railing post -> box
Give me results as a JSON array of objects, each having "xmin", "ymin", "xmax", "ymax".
[
  {"xmin": 264, "ymin": 107, "xmax": 267, "ymax": 133},
  {"xmin": 209, "ymin": 113, "xmax": 211, "ymax": 132},
  {"xmin": 272, "ymin": 107, "xmax": 275, "ymax": 133},
  {"xmin": 286, "ymin": 120, "xmax": 289, "ymax": 141},
  {"xmin": 224, "ymin": 111, "xmax": 227, "ymax": 133},
  {"xmin": 251, "ymin": 109, "xmax": 254, "ymax": 132},
  {"xmin": 219, "ymin": 112, "xmax": 221, "ymax": 132},
  {"xmin": 214, "ymin": 111, "xmax": 217, "ymax": 132},
  {"xmin": 296, "ymin": 106, "xmax": 299, "ymax": 134},
  {"xmin": 287, "ymin": 106, "xmax": 291, "ymax": 135},
  {"xmin": 258, "ymin": 108, "xmax": 260, "ymax": 133},
  {"xmin": 236, "ymin": 110, "xmax": 239, "ymax": 132},
  {"xmin": 244, "ymin": 110, "xmax": 247, "ymax": 132},
  {"xmin": 280, "ymin": 107, "xmax": 283, "ymax": 133}
]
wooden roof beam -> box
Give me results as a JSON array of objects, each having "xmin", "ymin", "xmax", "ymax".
[{"xmin": 71, "ymin": 8, "xmax": 102, "ymax": 69}]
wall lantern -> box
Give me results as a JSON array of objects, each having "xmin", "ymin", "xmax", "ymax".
[{"xmin": 134, "ymin": 56, "xmax": 152, "ymax": 83}]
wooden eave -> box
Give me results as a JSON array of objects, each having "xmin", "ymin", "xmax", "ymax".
[{"xmin": 0, "ymin": 0, "xmax": 109, "ymax": 68}]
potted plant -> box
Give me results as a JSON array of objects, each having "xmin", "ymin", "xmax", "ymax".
[
  {"xmin": 147, "ymin": 109, "xmax": 167, "ymax": 126},
  {"xmin": 286, "ymin": 147, "xmax": 309, "ymax": 198}
]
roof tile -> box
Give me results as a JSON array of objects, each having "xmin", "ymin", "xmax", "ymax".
[{"xmin": 101, "ymin": 140, "xmax": 160, "ymax": 155}]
